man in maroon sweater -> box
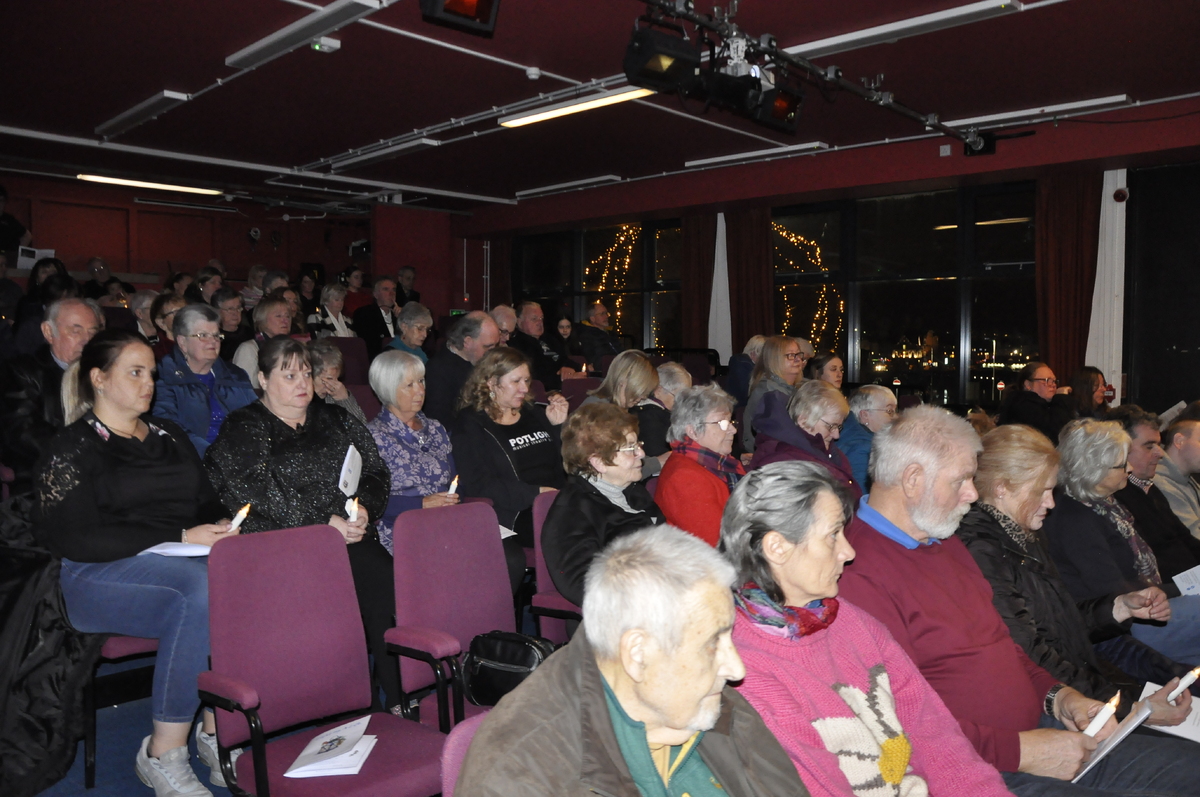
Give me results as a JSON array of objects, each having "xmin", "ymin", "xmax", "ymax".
[{"xmin": 838, "ymin": 405, "xmax": 1199, "ymax": 796}]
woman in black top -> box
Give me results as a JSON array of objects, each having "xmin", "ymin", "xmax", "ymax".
[
  {"xmin": 203, "ymin": 337, "xmax": 400, "ymax": 710},
  {"xmin": 37, "ymin": 330, "xmax": 237, "ymax": 794},
  {"xmin": 451, "ymin": 347, "xmax": 568, "ymax": 590}
]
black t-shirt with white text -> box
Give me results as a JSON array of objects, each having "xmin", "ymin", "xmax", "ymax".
[{"xmin": 482, "ymin": 410, "xmax": 565, "ymax": 491}]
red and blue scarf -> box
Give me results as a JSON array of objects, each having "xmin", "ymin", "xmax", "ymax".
[
  {"xmin": 734, "ymin": 582, "xmax": 839, "ymax": 639},
  {"xmin": 670, "ymin": 437, "xmax": 745, "ymax": 492}
]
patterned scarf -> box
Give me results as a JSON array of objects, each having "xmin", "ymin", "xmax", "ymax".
[
  {"xmin": 1081, "ymin": 495, "xmax": 1162, "ymax": 586},
  {"xmin": 979, "ymin": 502, "xmax": 1038, "ymax": 551},
  {"xmin": 671, "ymin": 437, "xmax": 745, "ymax": 492},
  {"xmin": 734, "ymin": 583, "xmax": 839, "ymax": 639}
]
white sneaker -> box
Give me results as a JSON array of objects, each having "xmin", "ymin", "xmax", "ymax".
[
  {"xmin": 135, "ymin": 736, "xmax": 212, "ymax": 797},
  {"xmin": 194, "ymin": 725, "xmax": 243, "ymax": 788}
]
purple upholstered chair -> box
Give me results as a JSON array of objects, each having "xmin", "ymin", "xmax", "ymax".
[
  {"xmin": 440, "ymin": 711, "xmax": 489, "ymax": 797},
  {"xmin": 85, "ymin": 636, "xmax": 158, "ymax": 788},
  {"xmin": 530, "ymin": 490, "xmax": 581, "ymax": 645},
  {"xmin": 386, "ymin": 502, "xmax": 511, "ymax": 732},
  {"xmin": 347, "ymin": 383, "xmax": 382, "ymax": 422},
  {"xmin": 200, "ymin": 525, "xmax": 445, "ymax": 797},
  {"xmin": 560, "ymin": 377, "xmax": 601, "ymax": 413},
  {"xmin": 329, "ymin": 336, "xmax": 370, "ymax": 385}
]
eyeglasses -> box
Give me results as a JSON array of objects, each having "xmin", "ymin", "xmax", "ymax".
[
  {"xmin": 866, "ymin": 407, "xmax": 897, "ymax": 417},
  {"xmin": 820, "ymin": 419, "xmax": 844, "ymax": 433},
  {"xmin": 616, "ymin": 441, "xmax": 645, "ymax": 454},
  {"xmin": 784, "ymin": 352, "xmax": 810, "ymax": 361},
  {"xmin": 1030, "ymin": 377, "xmax": 1058, "ymax": 385},
  {"xmin": 703, "ymin": 419, "xmax": 738, "ymax": 432},
  {"xmin": 182, "ymin": 332, "xmax": 225, "ymax": 341},
  {"xmin": 1109, "ymin": 460, "xmax": 1129, "ymax": 470}
]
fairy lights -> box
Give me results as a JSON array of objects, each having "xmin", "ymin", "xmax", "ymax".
[
  {"xmin": 585, "ymin": 224, "xmax": 641, "ymax": 340},
  {"xmin": 772, "ymin": 222, "xmax": 844, "ymax": 351}
]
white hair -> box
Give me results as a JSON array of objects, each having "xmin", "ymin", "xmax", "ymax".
[
  {"xmin": 1058, "ymin": 419, "xmax": 1130, "ymax": 501},
  {"xmin": 656, "ymin": 361, "xmax": 692, "ymax": 395},
  {"xmin": 667, "ymin": 384, "xmax": 735, "ymax": 444},
  {"xmin": 848, "ymin": 384, "xmax": 895, "ymax": 415},
  {"xmin": 742, "ymin": 335, "xmax": 766, "ymax": 358},
  {"xmin": 369, "ymin": 350, "xmax": 425, "ymax": 409},
  {"xmin": 583, "ymin": 525, "xmax": 737, "ymax": 660},
  {"xmin": 787, "ymin": 379, "xmax": 848, "ymax": 429},
  {"xmin": 45, "ymin": 298, "xmax": 103, "ymax": 334},
  {"xmin": 869, "ymin": 404, "xmax": 981, "ymax": 487}
]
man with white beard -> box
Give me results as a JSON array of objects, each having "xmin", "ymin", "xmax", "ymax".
[{"xmin": 838, "ymin": 405, "xmax": 1199, "ymax": 796}]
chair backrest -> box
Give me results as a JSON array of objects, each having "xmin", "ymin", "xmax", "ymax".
[
  {"xmin": 441, "ymin": 711, "xmax": 489, "ymax": 797},
  {"xmin": 348, "ymin": 383, "xmax": 382, "ymax": 422},
  {"xmin": 207, "ymin": 525, "xmax": 371, "ymax": 748},
  {"xmin": 330, "ymin": 336, "xmax": 370, "ymax": 384},
  {"xmin": 529, "ymin": 379, "xmax": 547, "ymax": 404},
  {"xmin": 682, "ymin": 352, "xmax": 712, "ymax": 386},
  {"xmin": 644, "ymin": 476, "xmax": 659, "ymax": 498},
  {"xmin": 531, "ymin": 490, "xmax": 558, "ymax": 593},
  {"xmin": 102, "ymin": 306, "xmax": 138, "ymax": 332},
  {"xmin": 600, "ymin": 354, "xmax": 617, "ymax": 374},
  {"xmin": 560, "ymin": 377, "xmax": 601, "ymax": 413},
  {"xmin": 392, "ymin": 502, "xmax": 512, "ymax": 693}
]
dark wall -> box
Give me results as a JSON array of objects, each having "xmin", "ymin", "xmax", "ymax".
[{"xmin": 1126, "ymin": 161, "xmax": 1200, "ymax": 414}]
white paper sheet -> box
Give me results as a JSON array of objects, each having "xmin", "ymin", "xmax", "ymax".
[
  {"xmin": 1072, "ymin": 702, "xmax": 1151, "ymax": 783},
  {"xmin": 285, "ymin": 735, "xmax": 376, "ymax": 778},
  {"xmin": 285, "ymin": 716, "xmax": 371, "ymax": 777},
  {"xmin": 137, "ymin": 542, "xmax": 212, "ymax": 557},
  {"xmin": 339, "ymin": 445, "xmax": 362, "ymax": 497},
  {"xmin": 1138, "ymin": 682, "xmax": 1200, "ymax": 743},
  {"xmin": 1172, "ymin": 564, "xmax": 1200, "ymax": 597}
]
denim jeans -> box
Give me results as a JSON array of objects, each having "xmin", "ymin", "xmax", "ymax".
[
  {"xmin": 60, "ymin": 555, "xmax": 209, "ymax": 723},
  {"xmin": 1002, "ymin": 715, "xmax": 1200, "ymax": 796},
  {"xmin": 1129, "ymin": 594, "xmax": 1200, "ymax": 666}
]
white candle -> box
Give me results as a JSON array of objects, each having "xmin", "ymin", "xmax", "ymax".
[
  {"xmin": 348, "ymin": 498, "xmax": 359, "ymax": 523},
  {"xmin": 447, "ymin": 475, "xmax": 459, "ymax": 495},
  {"xmin": 1167, "ymin": 666, "xmax": 1200, "ymax": 704},
  {"xmin": 1082, "ymin": 693, "xmax": 1119, "ymax": 737},
  {"xmin": 228, "ymin": 504, "xmax": 251, "ymax": 531}
]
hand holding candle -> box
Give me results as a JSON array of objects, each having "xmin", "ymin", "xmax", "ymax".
[
  {"xmin": 228, "ymin": 503, "xmax": 251, "ymax": 531},
  {"xmin": 1082, "ymin": 693, "xmax": 1119, "ymax": 737},
  {"xmin": 1167, "ymin": 666, "xmax": 1200, "ymax": 703},
  {"xmin": 447, "ymin": 475, "xmax": 459, "ymax": 495}
]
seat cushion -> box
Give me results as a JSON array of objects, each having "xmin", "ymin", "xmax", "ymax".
[
  {"xmin": 531, "ymin": 590, "xmax": 580, "ymax": 614},
  {"xmin": 234, "ymin": 712, "xmax": 443, "ymax": 797}
]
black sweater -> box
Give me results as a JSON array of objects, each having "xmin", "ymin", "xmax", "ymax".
[
  {"xmin": 35, "ymin": 413, "xmax": 227, "ymax": 562},
  {"xmin": 998, "ymin": 390, "xmax": 1075, "ymax": 443},
  {"xmin": 423, "ymin": 345, "xmax": 474, "ymax": 431},
  {"xmin": 509, "ymin": 328, "xmax": 565, "ymax": 390},
  {"xmin": 1114, "ymin": 482, "xmax": 1200, "ymax": 581}
]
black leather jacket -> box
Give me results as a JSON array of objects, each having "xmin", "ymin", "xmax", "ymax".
[{"xmin": 0, "ymin": 345, "xmax": 66, "ymax": 495}]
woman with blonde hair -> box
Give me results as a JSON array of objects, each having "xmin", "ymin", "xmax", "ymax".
[
  {"xmin": 584, "ymin": 349, "xmax": 658, "ymax": 409},
  {"xmin": 744, "ymin": 335, "xmax": 806, "ymax": 452}
]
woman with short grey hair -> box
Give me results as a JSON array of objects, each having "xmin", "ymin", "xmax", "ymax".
[
  {"xmin": 722, "ymin": 461, "xmax": 1014, "ymax": 797},
  {"xmin": 655, "ymin": 384, "xmax": 745, "ymax": 547},
  {"xmin": 307, "ymin": 338, "xmax": 366, "ymax": 423},
  {"xmin": 129, "ymin": 290, "xmax": 159, "ymax": 342},
  {"xmin": 307, "ymin": 282, "xmax": 355, "ymax": 338},
  {"xmin": 386, "ymin": 301, "xmax": 433, "ymax": 363}
]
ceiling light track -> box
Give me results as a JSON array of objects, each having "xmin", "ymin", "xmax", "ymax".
[
  {"xmin": 225, "ymin": 0, "xmax": 387, "ymax": 70},
  {"xmin": 95, "ymin": 90, "xmax": 191, "ymax": 139},
  {"xmin": 515, "ymin": 174, "xmax": 622, "ymax": 198}
]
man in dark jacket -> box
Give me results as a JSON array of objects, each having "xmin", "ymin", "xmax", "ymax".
[
  {"xmin": 456, "ymin": 525, "xmax": 810, "ymax": 797},
  {"xmin": 423, "ymin": 311, "xmax": 500, "ymax": 430},
  {"xmin": 998, "ymin": 362, "xmax": 1074, "ymax": 443},
  {"xmin": 574, "ymin": 301, "xmax": 621, "ymax": 371},
  {"xmin": 508, "ymin": 301, "xmax": 577, "ymax": 391},
  {"xmin": 351, "ymin": 277, "xmax": 399, "ymax": 359}
]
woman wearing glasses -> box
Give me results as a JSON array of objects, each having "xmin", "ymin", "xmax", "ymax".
[
  {"xmin": 655, "ymin": 384, "xmax": 745, "ymax": 546},
  {"xmin": 748, "ymin": 379, "xmax": 862, "ymax": 499},
  {"xmin": 744, "ymin": 335, "xmax": 808, "ymax": 453},
  {"xmin": 152, "ymin": 303, "xmax": 257, "ymax": 455},
  {"xmin": 542, "ymin": 402, "xmax": 664, "ymax": 607},
  {"xmin": 998, "ymin": 361, "xmax": 1075, "ymax": 443}
]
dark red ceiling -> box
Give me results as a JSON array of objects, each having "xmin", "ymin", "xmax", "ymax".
[{"xmin": 3, "ymin": 0, "xmax": 1197, "ymax": 213}]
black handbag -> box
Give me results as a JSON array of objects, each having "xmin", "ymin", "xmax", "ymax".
[{"xmin": 460, "ymin": 631, "xmax": 557, "ymax": 707}]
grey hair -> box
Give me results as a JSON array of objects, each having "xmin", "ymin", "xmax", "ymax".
[
  {"xmin": 787, "ymin": 379, "xmax": 849, "ymax": 430},
  {"xmin": 128, "ymin": 290, "xmax": 158, "ymax": 314},
  {"xmin": 446, "ymin": 310, "xmax": 491, "ymax": 349},
  {"xmin": 173, "ymin": 302, "xmax": 220, "ymax": 339},
  {"xmin": 742, "ymin": 335, "xmax": 766, "ymax": 358},
  {"xmin": 848, "ymin": 384, "xmax": 896, "ymax": 415},
  {"xmin": 45, "ymin": 298, "xmax": 103, "ymax": 334},
  {"xmin": 397, "ymin": 301, "xmax": 433, "ymax": 328},
  {"xmin": 870, "ymin": 404, "xmax": 982, "ymax": 487},
  {"xmin": 583, "ymin": 525, "xmax": 737, "ymax": 660},
  {"xmin": 1057, "ymin": 419, "xmax": 1130, "ymax": 501},
  {"xmin": 489, "ymin": 304, "xmax": 517, "ymax": 327},
  {"xmin": 369, "ymin": 349, "xmax": 425, "ymax": 409},
  {"xmin": 657, "ymin": 361, "xmax": 692, "ymax": 395},
  {"xmin": 668, "ymin": 384, "xmax": 735, "ymax": 444},
  {"xmin": 320, "ymin": 282, "xmax": 347, "ymax": 306},
  {"xmin": 796, "ymin": 337, "xmax": 815, "ymax": 357},
  {"xmin": 720, "ymin": 461, "xmax": 854, "ymax": 604},
  {"xmin": 306, "ymin": 337, "xmax": 344, "ymax": 378}
]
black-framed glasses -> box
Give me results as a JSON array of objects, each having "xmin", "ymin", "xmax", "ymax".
[
  {"xmin": 820, "ymin": 419, "xmax": 845, "ymax": 433},
  {"xmin": 1109, "ymin": 460, "xmax": 1129, "ymax": 470},
  {"xmin": 784, "ymin": 352, "xmax": 809, "ymax": 361}
]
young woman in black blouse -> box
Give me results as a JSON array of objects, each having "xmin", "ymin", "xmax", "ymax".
[{"xmin": 36, "ymin": 330, "xmax": 238, "ymax": 796}]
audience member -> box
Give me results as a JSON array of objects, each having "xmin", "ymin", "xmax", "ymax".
[
  {"xmin": 1153, "ymin": 417, "xmax": 1200, "ymax": 538},
  {"xmin": 306, "ymin": 282, "xmax": 355, "ymax": 338},
  {"xmin": 0, "ymin": 297, "xmax": 103, "ymax": 494},
  {"xmin": 838, "ymin": 384, "xmax": 897, "ymax": 489},
  {"xmin": 836, "ymin": 406, "xmax": 1199, "ymax": 794},
  {"xmin": 81, "ymin": 257, "xmax": 132, "ymax": 301},
  {"xmin": 396, "ymin": 265, "xmax": 420, "ymax": 305},
  {"xmin": 129, "ymin": 290, "xmax": 159, "ymax": 344},
  {"xmin": 998, "ymin": 362, "xmax": 1074, "ymax": 443},
  {"xmin": 14, "ymin": 271, "xmax": 81, "ymax": 356},
  {"xmin": 543, "ymin": 403, "xmax": 664, "ymax": 607},
  {"xmin": 749, "ymin": 380, "xmax": 860, "ymax": 499},
  {"xmin": 206, "ymin": 258, "xmax": 226, "ymax": 278},
  {"xmin": 36, "ymin": 330, "xmax": 236, "ymax": 795},
  {"xmin": 190, "ymin": 265, "xmax": 223, "ymax": 304},
  {"xmin": 152, "ymin": 304, "xmax": 256, "ymax": 455},
  {"xmin": 0, "ymin": 184, "xmax": 32, "ymax": 251},
  {"xmin": 231, "ymin": 295, "xmax": 291, "ymax": 390},
  {"xmin": 744, "ymin": 335, "xmax": 805, "ymax": 452},
  {"xmin": 351, "ymin": 276, "xmax": 398, "ymax": 358},
  {"xmin": 297, "ymin": 271, "xmax": 320, "ymax": 318},
  {"xmin": 1042, "ymin": 419, "xmax": 1200, "ymax": 664},
  {"xmin": 583, "ymin": 350, "xmax": 663, "ymax": 477},
  {"xmin": 339, "ymin": 265, "xmax": 373, "ymax": 315},
  {"xmin": 0, "ymin": 252, "xmax": 21, "ymax": 321},
  {"xmin": 723, "ymin": 461, "xmax": 1013, "ymax": 797},
  {"xmin": 149, "ymin": 292, "xmax": 187, "ymax": 361},
  {"xmin": 366, "ymin": 350, "xmax": 458, "ymax": 554},
  {"xmin": 1068, "ymin": 366, "xmax": 1109, "ymax": 420},
  {"xmin": 656, "ymin": 384, "xmax": 744, "ymax": 546},
  {"xmin": 266, "ymin": 284, "xmax": 307, "ymax": 337},
  {"xmin": 452, "ymin": 347, "xmax": 568, "ymax": 590},
  {"xmin": 489, "ymin": 304, "xmax": 517, "ymax": 346},
  {"xmin": 308, "ymin": 337, "xmax": 365, "ymax": 423},
  {"xmin": 508, "ymin": 300, "xmax": 577, "ymax": 390},
  {"xmin": 386, "ymin": 301, "xmax": 432, "ymax": 362},
  {"xmin": 632, "ymin": 361, "xmax": 690, "ymax": 458},
  {"xmin": 210, "ymin": 287, "xmax": 253, "ymax": 360},
  {"xmin": 725, "ymin": 334, "xmax": 765, "ymax": 406},
  {"xmin": 456, "ymin": 525, "xmax": 809, "ymax": 797},
  {"xmin": 805, "ymin": 352, "xmax": 844, "ymax": 389},
  {"xmin": 259, "ymin": 269, "xmax": 289, "ymax": 297},
  {"xmin": 98, "ymin": 276, "xmax": 130, "ymax": 308},
  {"xmin": 548, "ymin": 314, "xmax": 581, "ymax": 360},
  {"xmin": 240, "ymin": 263, "xmax": 268, "ymax": 310},
  {"xmin": 204, "ymin": 337, "xmax": 399, "ymax": 710},
  {"xmin": 575, "ymin": 301, "xmax": 621, "ymax": 370},
  {"xmin": 15, "ymin": 256, "xmax": 68, "ymax": 329},
  {"xmin": 423, "ymin": 310, "xmax": 500, "ymax": 430},
  {"xmin": 162, "ymin": 271, "xmax": 193, "ymax": 296}
]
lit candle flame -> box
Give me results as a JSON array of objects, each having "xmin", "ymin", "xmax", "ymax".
[
  {"xmin": 349, "ymin": 498, "xmax": 359, "ymax": 523},
  {"xmin": 447, "ymin": 475, "xmax": 459, "ymax": 495},
  {"xmin": 228, "ymin": 503, "xmax": 251, "ymax": 531},
  {"xmin": 1167, "ymin": 665, "xmax": 1200, "ymax": 703}
]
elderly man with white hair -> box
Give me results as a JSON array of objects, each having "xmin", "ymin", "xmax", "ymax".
[
  {"xmin": 837, "ymin": 384, "xmax": 896, "ymax": 489},
  {"xmin": 837, "ymin": 406, "xmax": 1200, "ymax": 796},
  {"xmin": 456, "ymin": 525, "xmax": 809, "ymax": 797}
]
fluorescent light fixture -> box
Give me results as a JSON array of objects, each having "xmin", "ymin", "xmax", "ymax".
[
  {"xmin": 134, "ymin": 198, "xmax": 238, "ymax": 213},
  {"xmin": 934, "ymin": 216, "xmax": 1031, "ymax": 230},
  {"xmin": 330, "ymin": 138, "xmax": 441, "ymax": 171},
  {"xmin": 685, "ymin": 141, "xmax": 829, "ymax": 169},
  {"xmin": 95, "ymin": 90, "xmax": 190, "ymax": 138},
  {"xmin": 515, "ymin": 175, "xmax": 621, "ymax": 198},
  {"xmin": 944, "ymin": 95, "xmax": 1132, "ymax": 128},
  {"xmin": 77, "ymin": 174, "xmax": 222, "ymax": 195},
  {"xmin": 226, "ymin": 0, "xmax": 380, "ymax": 70},
  {"xmin": 786, "ymin": 0, "xmax": 1023, "ymax": 59},
  {"xmin": 499, "ymin": 88, "xmax": 654, "ymax": 128}
]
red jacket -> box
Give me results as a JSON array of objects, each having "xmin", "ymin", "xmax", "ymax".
[{"xmin": 655, "ymin": 454, "xmax": 729, "ymax": 547}]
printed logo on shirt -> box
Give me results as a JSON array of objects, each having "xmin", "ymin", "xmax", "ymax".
[{"xmin": 509, "ymin": 431, "xmax": 552, "ymax": 451}]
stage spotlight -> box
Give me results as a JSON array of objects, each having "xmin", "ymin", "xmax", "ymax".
[
  {"xmin": 753, "ymin": 85, "xmax": 803, "ymax": 133},
  {"xmin": 419, "ymin": 0, "xmax": 500, "ymax": 37},
  {"xmin": 623, "ymin": 28, "xmax": 701, "ymax": 93},
  {"xmin": 690, "ymin": 70, "xmax": 762, "ymax": 114}
]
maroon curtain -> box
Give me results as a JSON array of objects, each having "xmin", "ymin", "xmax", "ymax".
[
  {"xmin": 725, "ymin": 207, "xmax": 775, "ymax": 353},
  {"xmin": 681, "ymin": 214, "xmax": 717, "ymax": 349},
  {"xmin": 1035, "ymin": 172, "xmax": 1103, "ymax": 381}
]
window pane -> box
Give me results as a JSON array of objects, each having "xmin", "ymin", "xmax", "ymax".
[
  {"xmin": 773, "ymin": 211, "xmax": 840, "ymax": 277},
  {"xmin": 969, "ymin": 276, "xmax": 1040, "ymax": 408},
  {"xmin": 859, "ymin": 279, "xmax": 960, "ymax": 403},
  {"xmin": 775, "ymin": 283, "xmax": 845, "ymax": 354},
  {"xmin": 654, "ymin": 226, "xmax": 682, "ymax": 284},
  {"xmin": 516, "ymin": 232, "xmax": 573, "ymax": 295},
  {"xmin": 583, "ymin": 224, "xmax": 643, "ymax": 292},
  {"xmin": 857, "ymin": 191, "xmax": 958, "ymax": 279},
  {"xmin": 587, "ymin": 291, "xmax": 644, "ymax": 351},
  {"xmin": 651, "ymin": 291, "xmax": 682, "ymax": 348},
  {"xmin": 975, "ymin": 190, "xmax": 1035, "ymax": 265}
]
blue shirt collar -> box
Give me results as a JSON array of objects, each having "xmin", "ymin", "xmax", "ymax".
[{"xmin": 856, "ymin": 494, "xmax": 938, "ymax": 550}]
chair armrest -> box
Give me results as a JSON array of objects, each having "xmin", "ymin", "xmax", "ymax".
[
  {"xmin": 198, "ymin": 671, "xmax": 261, "ymax": 713},
  {"xmin": 384, "ymin": 625, "xmax": 461, "ymax": 660}
]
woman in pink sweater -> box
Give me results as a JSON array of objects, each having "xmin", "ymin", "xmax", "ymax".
[{"xmin": 722, "ymin": 462, "xmax": 1012, "ymax": 797}]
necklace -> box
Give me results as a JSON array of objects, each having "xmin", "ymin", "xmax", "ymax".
[{"xmin": 101, "ymin": 418, "xmax": 142, "ymax": 438}]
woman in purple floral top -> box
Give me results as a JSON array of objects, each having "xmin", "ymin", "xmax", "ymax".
[{"xmin": 367, "ymin": 350, "xmax": 459, "ymax": 553}]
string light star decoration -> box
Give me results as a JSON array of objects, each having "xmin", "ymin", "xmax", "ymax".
[
  {"xmin": 772, "ymin": 222, "xmax": 844, "ymax": 352},
  {"xmin": 584, "ymin": 224, "xmax": 640, "ymax": 340}
]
